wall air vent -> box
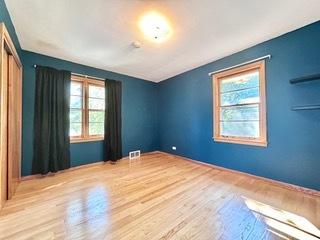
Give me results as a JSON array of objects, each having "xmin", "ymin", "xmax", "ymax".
[{"xmin": 129, "ymin": 150, "xmax": 141, "ymax": 159}]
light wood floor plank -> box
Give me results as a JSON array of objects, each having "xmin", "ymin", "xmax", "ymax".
[{"xmin": 0, "ymin": 152, "xmax": 319, "ymax": 240}]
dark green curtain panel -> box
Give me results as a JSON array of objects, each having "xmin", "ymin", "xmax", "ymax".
[
  {"xmin": 104, "ymin": 79, "xmax": 122, "ymax": 162},
  {"xmin": 32, "ymin": 66, "xmax": 71, "ymax": 174}
]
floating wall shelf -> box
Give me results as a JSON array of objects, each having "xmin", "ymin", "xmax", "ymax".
[
  {"xmin": 290, "ymin": 73, "xmax": 320, "ymax": 110},
  {"xmin": 290, "ymin": 74, "xmax": 320, "ymax": 84},
  {"xmin": 291, "ymin": 104, "xmax": 320, "ymax": 111}
]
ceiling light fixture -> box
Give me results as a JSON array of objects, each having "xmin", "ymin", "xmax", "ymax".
[{"xmin": 138, "ymin": 11, "xmax": 172, "ymax": 43}]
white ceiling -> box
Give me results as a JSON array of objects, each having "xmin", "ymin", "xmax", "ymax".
[{"xmin": 5, "ymin": 0, "xmax": 320, "ymax": 82}]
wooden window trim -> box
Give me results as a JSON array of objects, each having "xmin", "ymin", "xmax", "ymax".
[
  {"xmin": 70, "ymin": 75, "xmax": 105, "ymax": 143},
  {"xmin": 212, "ymin": 60, "xmax": 267, "ymax": 147}
]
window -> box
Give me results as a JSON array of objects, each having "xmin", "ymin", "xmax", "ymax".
[
  {"xmin": 213, "ymin": 60, "xmax": 267, "ymax": 146},
  {"xmin": 70, "ymin": 75, "xmax": 105, "ymax": 142}
]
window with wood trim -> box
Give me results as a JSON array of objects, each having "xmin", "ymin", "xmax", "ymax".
[
  {"xmin": 213, "ymin": 60, "xmax": 267, "ymax": 146},
  {"xmin": 70, "ymin": 75, "xmax": 105, "ymax": 143}
]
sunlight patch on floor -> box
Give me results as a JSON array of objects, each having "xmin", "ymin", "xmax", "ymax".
[{"xmin": 243, "ymin": 196, "xmax": 320, "ymax": 240}]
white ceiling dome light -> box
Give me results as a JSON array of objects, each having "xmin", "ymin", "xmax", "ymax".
[{"xmin": 138, "ymin": 11, "xmax": 172, "ymax": 43}]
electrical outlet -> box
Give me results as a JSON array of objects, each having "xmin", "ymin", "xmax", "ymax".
[{"xmin": 172, "ymin": 146, "xmax": 177, "ymax": 150}]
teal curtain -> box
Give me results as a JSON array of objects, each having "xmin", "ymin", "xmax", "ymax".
[
  {"xmin": 32, "ymin": 66, "xmax": 71, "ymax": 174},
  {"xmin": 104, "ymin": 79, "xmax": 122, "ymax": 162}
]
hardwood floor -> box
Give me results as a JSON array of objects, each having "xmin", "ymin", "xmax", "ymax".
[{"xmin": 0, "ymin": 152, "xmax": 319, "ymax": 240}]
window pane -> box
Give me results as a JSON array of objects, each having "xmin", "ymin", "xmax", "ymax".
[
  {"xmin": 70, "ymin": 122, "xmax": 82, "ymax": 136},
  {"xmin": 89, "ymin": 122, "xmax": 104, "ymax": 135},
  {"xmin": 89, "ymin": 98, "xmax": 105, "ymax": 110},
  {"xmin": 220, "ymin": 87, "xmax": 259, "ymax": 106},
  {"xmin": 89, "ymin": 111, "xmax": 104, "ymax": 123},
  {"xmin": 70, "ymin": 96, "xmax": 82, "ymax": 108},
  {"xmin": 220, "ymin": 121, "xmax": 259, "ymax": 138},
  {"xmin": 89, "ymin": 85, "xmax": 105, "ymax": 99},
  {"xmin": 221, "ymin": 105, "xmax": 259, "ymax": 121},
  {"xmin": 70, "ymin": 109, "xmax": 82, "ymax": 123},
  {"xmin": 220, "ymin": 70, "xmax": 259, "ymax": 93},
  {"xmin": 71, "ymin": 82, "xmax": 82, "ymax": 96}
]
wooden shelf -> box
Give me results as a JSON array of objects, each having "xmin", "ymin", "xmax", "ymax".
[
  {"xmin": 291, "ymin": 104, "xmax": 320, "ymax": 111},
  {"xmin": 290, "ymin": 74, "xmax": 320, "ymax": 84}
]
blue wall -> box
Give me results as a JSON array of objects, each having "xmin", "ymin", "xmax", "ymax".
[
  {"xmin": 22, "ymin": 51, "xmax": 159, "ymax": 176},
  {"xmin": 159, "ymin": 21, "xmax": 320, "ymax": 191}
]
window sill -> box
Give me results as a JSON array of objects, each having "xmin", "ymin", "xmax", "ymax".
[
  {"xmin": 70, "ymin": 138, "xmax": 104, "ymax": 144},
  {"xmin": 213, "ymin": 137, "xmax": 267, "ymax": 147}
]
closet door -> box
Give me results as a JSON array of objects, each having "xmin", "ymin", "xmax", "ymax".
[
  {"xmin": 7, "ymin": 55, "xmax": 22, "ymax": 199},
  {"xmin": 0, "ymin": 23, "xmax": 22, "ymax": 209},
  {"xmin": 0, "ymin": 48, "xmax": 9, "ymax": 207}
]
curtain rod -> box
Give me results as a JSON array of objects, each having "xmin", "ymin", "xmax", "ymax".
[
  {"xmin": 208, "ymin": 55, "xmax": 271, "ymax": 76},
  {"xmin": 33, "ymin": 65, "xmax": 105, "ymax": 81}
]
